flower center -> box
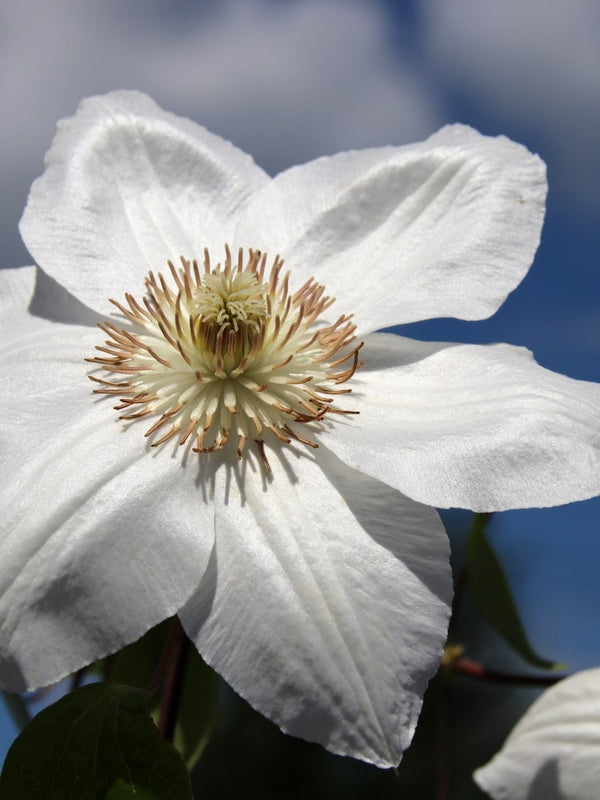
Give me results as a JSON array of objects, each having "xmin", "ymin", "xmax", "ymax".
[
  {"xmin": 195, "ymin": 269, "xmax": 268, "ymax": 334},
  {"xmin": 88, "ymin": 245, "xmax": 362, "ymax": 470}
]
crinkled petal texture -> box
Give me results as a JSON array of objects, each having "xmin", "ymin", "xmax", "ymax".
[
  {"xmin": 323, "ymin": 333, "xmax": 600, "ymax": 511},
  {"xmin": 7, "ymin": 91, "xmax": 576, "ymax": 766},
  {"xmin": 20, "ymin": 91, "xmax": 546, "ymax": 332},
  {"xmin": 234, "ymin": 123, "xmax": 547, "ymax": 331},
  {"xmin": 475, "ymin": 668, "xmax": 600, "ymax": 800},
  {"xmin": 0, "ymin": 267, "xmax": 215, "ymax": 691},
  {"xmin": 19, "ymin": 91, "xmax": 270, "ymax": 316},
  {"xmin": 179, "ymin": 445, "xmax": 452, "ymax": 767},
  {"xmin": 1, "ymin": 267, "xmax": 452, "ymax": 766}
]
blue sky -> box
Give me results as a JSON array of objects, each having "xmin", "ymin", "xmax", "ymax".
[{"xmin": 1, "ymin": 0, "xmax": 599, "ymax": 769}]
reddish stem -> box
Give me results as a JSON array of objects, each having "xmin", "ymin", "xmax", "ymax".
[
  {"xmin": 143, "ymin": 616, "xmax": 186, "ymax": 696},
  {"xmin": 454, "ymin": 657, "xmax": 566, "ymax": 687},
  {"xmin": 157, "ymin": 617, "xmax": 190, "ymax": 743}
]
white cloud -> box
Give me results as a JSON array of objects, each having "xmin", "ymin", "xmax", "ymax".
[
  {"xmin": 0, "ymin": 0, "xmax": 441, "ymax": 266},
  {"xmin": 420, "ymin": 0, "xmax": 600, "ymax": 213}
]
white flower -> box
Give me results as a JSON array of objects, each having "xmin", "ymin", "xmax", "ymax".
[
  {"xmin": 475, "ymin": 668, "xmax": 600, "ymax": 800},
  {"xmin": 1, "ymin": 91, "xmax": 600, "ymax": 767}
]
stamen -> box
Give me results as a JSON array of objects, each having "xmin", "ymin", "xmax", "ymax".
[
  {"xmin": 88, "ymin": 245, "xmax": 363, "ymax": 468},
  {"xmin": 256, "ymin": 440, "xmax": 272, "ymax": 472}
]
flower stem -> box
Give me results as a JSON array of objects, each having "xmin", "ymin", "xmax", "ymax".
[
  {"xmin": 453, "ymin": 657, "xmax": 565, "ymax": 686},
  {"xmin": 157, "ymin": 617, "xmax": 190, "ymax": 743},
  {"xmin": 143, "ymin": 616, "xmax": 186, "ymax": 696}
]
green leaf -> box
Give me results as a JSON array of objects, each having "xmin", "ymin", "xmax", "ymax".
[
  {"xmin": 106, "ymin": 618, "xmax": 219, "ymax": 770},
  {"xmin": 107, "ymin": 779, "xmax": 163, "ymax": 799},
  {"xmin": 0, "ymin": 683, "xmax": 192, "ymax": 800},
  {"xmin": 466, "ymin": 513, "xmax": 561, "ymax": 670},
  {"xmin": 104, "ymin": 619, "xmax": 172, "ymax": 687},
  {"xmin": 169, "ymin": 644, "xmax": 219, "ymax": 770}
]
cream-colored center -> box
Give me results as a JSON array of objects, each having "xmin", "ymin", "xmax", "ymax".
[
  {"xmin": 88, "ymin": 245, "xmax": 361, "ymax": 470},
  {"xmin": 195, "ymin": 269, "xmax": 268, "ymax": 335}
]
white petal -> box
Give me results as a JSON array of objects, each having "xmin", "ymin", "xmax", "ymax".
[
  {"xmin": 19, "ymin": 91, "xmax": 270, "ymax": 315},
  {"xmin": 235, "ymin": 124, "xmax": 546, "ymax": 331},
  {"xmin": 28, "ymin": 267, "xmax": 102, "ymax": 326},
  {"xmin": 1, "ymin": 265, "xmax": 100, "ymax": 329},
  {"xmin": 323, "ymin": 333, "xmax": 600, "ymax": 511},
  {"xmin": 0, "ymin": 310, "xmax": 215, "ymax": 691},
  {"xmin": 0, "ymin": 266, "xmax": 36, "ymax": 331},
  {"xmin": 475, "ymin": 668, "xmax": 600, "ymax": 800},
  {"xmin": 179, "ymin": 445, "xmax": 451, "ymax": 767}
]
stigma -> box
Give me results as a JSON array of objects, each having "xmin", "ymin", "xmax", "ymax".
[{"xmin": 87, "ymin": 246, "xmax": 362, "ymax": 470}]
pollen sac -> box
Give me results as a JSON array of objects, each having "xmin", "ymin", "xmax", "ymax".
[{"xmin": 88, "ymin": 245, "xmax": 362, "ymax": 469}]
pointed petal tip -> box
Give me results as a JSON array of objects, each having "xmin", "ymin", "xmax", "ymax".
[{"xmin": 180, "ymin": 446, "xmax": 451, "ymax": 767}]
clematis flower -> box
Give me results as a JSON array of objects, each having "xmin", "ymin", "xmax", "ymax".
[
  {"xmin": 475, "ymin": 668, "xmax": 600, "ymax": 799},
  {"xmin": 1, "ymin": 91, "xmax": 600, "ymax": 767}
]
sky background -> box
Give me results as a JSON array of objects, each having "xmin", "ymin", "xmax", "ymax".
[{"xmin": 1, "ymin": 0, "xmax": 599, "ymax": 775}]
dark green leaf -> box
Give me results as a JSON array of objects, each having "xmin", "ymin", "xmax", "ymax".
[
  {"xmin": 105, "ymin": 619, "xmax": 172, "ymax": 688},
  {"xmin": 0, "ymin": 683, "xmax": 192, "ymax": 800},
  {"xmin": 172, "ymin": 643, "xmax": 219, "ymax": 770},
  {"xmin": 106, "ymin": 618, "xmax": 219, "ymax": 770},
  {"xmin": 107, "ymin": 779, "xmax": 162, "ymax": 799},
  {"xmin": 466, "ymin": 513, "xmax": 561, "ymax": 670}
]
